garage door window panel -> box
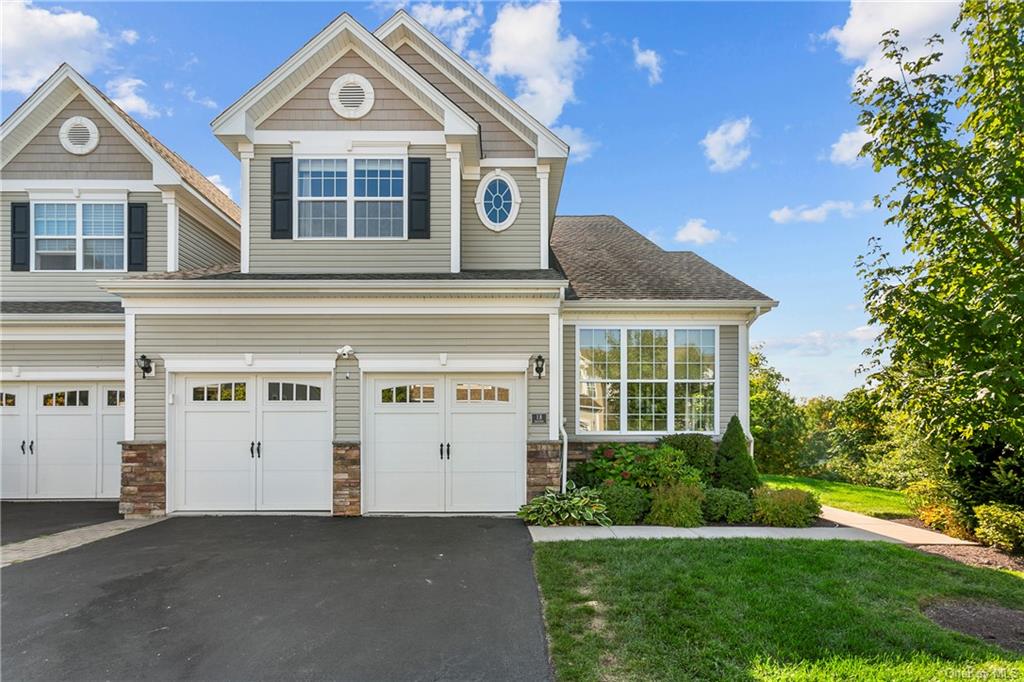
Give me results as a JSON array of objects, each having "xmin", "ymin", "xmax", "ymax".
[
  {"xmin": 380, "ymin": 384, "xmax": 435, "ymax": 404},
  {"xmin": 2, "ymin": 393, "xmax": 16, "ymax": 407},
  {"xmin": 42, "ymin": 390, "xmax": 89, "ymax": 407},
  {"xmin": 267, "ymin": 381, "xmax": 322, "ymax": 402},
  {"xmin": 455, "ymin": 383, "xmax": 510, "ymax": 403},
  {"xmin": 192, "ymin": 382, "xmax": 247, "ymax": 402}
]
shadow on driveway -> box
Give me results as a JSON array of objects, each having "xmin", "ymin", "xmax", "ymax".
[
  {"xmin": 1, "ymin": 501, "xmax": 121, "ymax": 545},
  {"xmin": 2, "ymin": 516, "xmax": 552, "ymax": 681}
]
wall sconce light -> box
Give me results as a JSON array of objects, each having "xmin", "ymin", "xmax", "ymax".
[
  {"xmin": 136, "ymin": 354, "xmax": 153, "ymax": 378},
  {"xmin": 533, "ymin": 354, "xmax": 546, "ymax": 378}
]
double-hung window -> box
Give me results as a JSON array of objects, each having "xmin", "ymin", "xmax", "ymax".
[
  {"xmin": 577, "ymin": 326, "xmax": 718, "ymax": 435},
  {"xmin": 295, "ymin": 157, "xmax": 405, "ymax": 239},
  {"xmin": 32, "ymin": 202, "xmax": 126, "ymax": 271}
]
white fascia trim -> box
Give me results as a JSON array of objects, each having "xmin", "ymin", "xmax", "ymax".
[
  {"xmin": 1, "ymin": 325, "xmax": 123, "ymax": 341},
  {"xmin": 375, "ymin": 13, "xmax": 567, "ymax": 158},
  {"xmin": 448, "ymin": 145, "xmax": 462, "ymax": 273},
  {"xmin": 163, "ymin": 191, "xmax": 179, "ymax": 271},
  {"xmin": 120, "ymin": 297, "xmax": 561, "ymax": 316},
  {"xmin": 358, "ymin": 353, "xmax": 531, "ymax": 373},
  {"xmin": 479, "ymin": 158, "xmax": 539, "ymax": 168},
  {"xmin": 161, "ymin": 353, "xmax": 338, "ymax": 374},
  {"xmin": 562, "ymin": 299, "xmax": 780, "ymax": 311},
  {"xmin": 240, "ymin": 145, "xmax": 253, "ymax": 273},
  {"xmin": 99, "ymin": 279, "xmax": 567, "ymax": 296},
  {"xmin": 3, "ymin": 180, "xmax": 158, "ymax": 192},
  {"xmin": 26, "ymin": 188, "xmax": 128, "ymax": 202},
  {"xmin": 1, "ymin": 368, "xmax": 124, "ymax": 382},
  {"xmin": 537, "ymin": 165, "xmax": 550, "ymax": 270},
  {"xmin": 548, "ymin": 312, "xmax": 559, "ymax": 440},
  {"xmin": 256, "ymin": 130, "xmax": 446, "ymax": 148},
  {"xmin": 0, "ymin": 314, "xmax": 123, "ymax": 324},
  {"xmin": 125, "ymin": 312, "xmax": 136, "ymax": 440},
  {"xmin": 0, "ymin": 72, "xmax": 78, "ymax": 153}
]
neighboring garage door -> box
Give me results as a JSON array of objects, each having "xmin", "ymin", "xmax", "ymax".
[
  {"xmin": 0, "ymin": 382, "xmax": 124, "ymax": 499},
  {"xmin": 365, "ymin": 374, "xmax": 525, "ymax": 514},
  {"xmin": 171, "ymin": 374, "xmax": 332, "ymax": 512}
]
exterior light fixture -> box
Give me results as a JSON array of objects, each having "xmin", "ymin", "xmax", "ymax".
[
  {"xmin": 533, "ymin": 354, "xmax": 546, "ymax": 378},
  {"xmin": 136, "ymin": 354, "xmax": 153, "ymax": 378}
]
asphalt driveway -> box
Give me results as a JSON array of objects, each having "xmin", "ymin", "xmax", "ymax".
[
  {"xmin": 1, "ymin": 516, "xmax": 552, "ymax": 681},
  {"xmin": 1, "ymin": 501, "xmax": 121, "ymax": 545}
]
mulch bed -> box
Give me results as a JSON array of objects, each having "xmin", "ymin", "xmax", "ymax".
[
  {"xmin": 916, "ymin": 543, "xmax": 1024, "ymax": 573},
  {"xmin": 923, "ymin": 600, "xmax": 1024, "ymax": 654}
]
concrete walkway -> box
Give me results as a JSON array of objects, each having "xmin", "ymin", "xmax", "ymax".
[
  {"xmin": 1, "ymin": 517, "xmax": 163, "ymax": 567},
  {"xmin": 819, "ymin": 505, "xmax": 975, "ymax": 545},
  {"xmin": 529, "ymin": 524, "xmax": 896, "ymax": 543}
]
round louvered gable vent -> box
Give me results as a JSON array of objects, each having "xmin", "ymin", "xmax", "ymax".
[
  {"xmin": 329, "ymin": 74, "xmax": 375, "ymax": 119},
  {"xmin": 59, "ymin": 116, "xmax": 100, "ymax": 155}
]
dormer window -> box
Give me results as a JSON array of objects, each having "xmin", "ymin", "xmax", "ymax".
[
  {"xmin": 295, "ymin": 156, "xmax": 406, "ymax": 240},
  {"xmin": 32, "ymin": 201, "xmax": 126, "ymax": 271}
]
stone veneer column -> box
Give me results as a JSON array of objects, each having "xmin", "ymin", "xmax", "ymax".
[
  {"xmin": 119, "ymin": 441, "xmax": 166, "ymax": 518},
  {"xmin": 526, "ymin": 441, "xmax": 562, "ymax": 499},
  {"xmin": 333, "ymin": 442, "xmax": 361, "ymax": 516}
]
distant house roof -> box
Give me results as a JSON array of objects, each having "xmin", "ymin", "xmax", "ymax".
[
  {"xmin": 551, "ymin": 215, "xmax": 773, "ymax": 302},
  {"xmin": 1, "ymin": 301, "xmax": 123, "ymax": 315}
]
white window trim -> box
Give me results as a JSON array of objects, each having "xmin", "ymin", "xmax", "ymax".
[
  {"xmin": 475, "ymin": 169, "xmax": 522, "ymax": 232},
  {"xmin": 575, "ymin": 324, "xmax": 720, "ymax": 437},
  {"xmin": 328, "ymin": 73, "xmax": 375, "ymax": 119},
  {"xmin": 292, "ymin": 154, "xmax": 408, "ymax": 241},
  {"xmin": 29, "ymin": 200, "xmax": 128, "ymax": 273}
]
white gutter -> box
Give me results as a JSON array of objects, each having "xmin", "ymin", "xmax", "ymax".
[
  {"xmin": 563, "ymin": 298, "xmax": 780, "ymax": 310},
  {"xmin": 97, "ymin": 278, "xmax": 568, "ymax": 297}
]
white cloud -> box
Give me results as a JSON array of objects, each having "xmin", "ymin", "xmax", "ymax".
[
  {"xmin": 762, "ymin": 324, "xmax": 881, "ymax": 357},
  {"xmin": 700, "ymin": 117, "xmax": 752, "ymax": 172},
  {"xmin": 411, "ymin": 2, "xmax": 483, "ymax": 55},
  {"xmin": 120, "ymin": 29, "xmax": 139, "ymax": 45},
  {"xmin": 769, "ymin": 199, "xmax": 865, "ymax": 224},
  {"xmin": 830, "ymin": 126, "xmax": 872, "ymax": 166},
  {"xmin": 183, "ymin": 86, "xmax": 217, "ymax": 109},
  {"xmin": 551, "ymin": 124, "xmax": 597, "ymax": 163},
  {"xmin": 206, "ymin": 174, "xmax": 233, "ymax": 200},
  {"xmin": 1, "ymin": 0, "xmax": 113, "ymax": 94},
  {"xmin": 824, "ymin": 1, "xmax": 963, "ymax": 87},
  {"xmin": 631, "ymin": 38, "xmax": 662, "ymax": 85},
  {"xmin": 485, "ymin": 1, "xmax": 585, "ymax": 127},
  {"xmin": 674, "ymin": 218, "xmax": 721, "ymax": 246},
  {"xmin": 106, "ymin": 76, "xmax": 161, "ymax": 118}
]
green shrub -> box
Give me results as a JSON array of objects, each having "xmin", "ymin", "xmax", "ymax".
[
  {"xmin": 904, "ymin": 479, "xmax": 973, "ymax": 539},
  {"xmin": 974, "ymin": 503, "xmax": 1024, "ymax": 555},
  {"xmin": 645, "ymin": 483, "xmax": 705, "ymax": 527},
  {"xmin": 596, "ymin": 483, "xmax": 651, "ymax": 525},
  {"xmin": 649, "ymin": 446, "xmax": 705, "ymax": 487},
  {"xmin": 716, "ymin": 416, "xmax": 761, "ymax": 493},
  {"xmin": 517, "ymin": 481, "xmax": 611, "ymax": 527},
  {"xmin": 571, "ymin": 443, "xmax": 656, "ymax": 488},
  {"xmin": 702, "ymin": 487, "xmax": 753, "ymax": 524},
  {"xmin": 751, "ymin": 487, "xmax": 821, "ymax": 527},
  {"xmin": 657, "ymin": 433, "xmax": 716, "ymax": 478}
]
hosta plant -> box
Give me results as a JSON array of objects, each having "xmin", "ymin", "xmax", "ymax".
[{"xmin": 517, "ymin": 481, "xmax": 611, "ymax": 527}]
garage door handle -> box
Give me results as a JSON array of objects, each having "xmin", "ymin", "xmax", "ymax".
[
  {"xmin": 250, "ymin": 441, "xmax": 255, "ymax": 458},
  {"xmin": 439, "ymin": 443, "xmax": 443, "ymax": 460},
  {"xmin": 256, "ymin": 441, "xmax": 261, "ymax": 458},
  {"xmin": 20, "ymin": 440, "xmax": 25, "ymax": 454},
  {"xmin": 28, "ymin": 440, "xmax": 33, "ymax": 455},
  {"xmin": 446, "ymin": 443, "xmax": 451, "ymax": 460}
]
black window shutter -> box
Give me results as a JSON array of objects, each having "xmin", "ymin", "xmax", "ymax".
[
  {"xmin": 127, "ymin": 203, "xmax": 148, "ymax": 272},
  {"xmin": 10, "ymin": 202, "xmax": 29, "ymax": 271},
  {"xmin": 271, "ymin": 157, "xmax": 293, "ymax": 239},
  {"xmin": 408, "ymin": 157, "xmax": 430, "ymax": 240}
]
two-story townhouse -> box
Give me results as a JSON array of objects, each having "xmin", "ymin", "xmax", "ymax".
[
  {"xmin": 89, "ymin": 11, "xmax": 775, "ymax": 518},
  {"xmin": 0, "ymin": 65, "xmax": 240, "ymax": 501}
]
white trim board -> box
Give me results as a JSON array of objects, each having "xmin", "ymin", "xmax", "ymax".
[
  {"xmin": 356, "ymin": 353, "xmax": 531, "ymax": 373},
  {"xmin": 160, "ymin": 353, "xmax": 339, "ymax": 374},
  {"xmin": 1, "ymin": 369, "xmax": 124, "ymax": 382}
]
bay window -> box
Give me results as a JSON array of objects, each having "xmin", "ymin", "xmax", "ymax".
[
  {"xmin": 578, "ymin": 326, "xmax": 718, "ymax": 434},
  {"xmin": 32, "ymin": 202, "xmax": 126, "ymax": 271},
  {"xmin": 295, "ymin": 157, "xmax": 405, "ymax": 239}
]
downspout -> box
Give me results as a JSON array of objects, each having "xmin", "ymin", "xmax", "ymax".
[
  {"xmin": 745, "ymin": 305, "xmax": 763, "ymax": 459},
  {"xmin": 558, "ymin": 307, "xmax": 568, "ymax": 492}
]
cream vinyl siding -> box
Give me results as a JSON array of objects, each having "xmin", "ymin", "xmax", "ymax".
[
  {"xmin": 561, "ymin": 322, "xmax": 741, "ymax": 438},
  {"xmin": 133, "ymin": 314, "xmax": 550, "ymax": 441},
  {"xmin": 1, "ymin": 192, "xmax": 166, "ymax": 300},
  {"xmin": 248, "ymin": 145, "xmax": 451, "ymax": 273},
  {"xmin": 394, "ymin": 44, "xmax": 533, "ymax": 159},
  {"xmin": 178, "ymin": 210, "xmax": 239, "ymax": 269},
  {"xmin": 461, "ymin": 169, "xmax": 541, "ymax": 270},
  {"xmin": 257, "ymin": 51, "xmax": 441, "ymax": 131},
  {"xmin": 1, "ymin": 95, "xmax": 152, "ymax": 179},
  {"xmin": 0, "ymin": 340, "xmax": 124, "ymax": 369}
]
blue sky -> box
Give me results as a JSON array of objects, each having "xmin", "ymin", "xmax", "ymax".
[{"xmin": 1, "ymin": 1, "xmax": 963, "ymax": 398}]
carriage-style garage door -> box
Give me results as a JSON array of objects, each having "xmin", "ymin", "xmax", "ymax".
[
  {"xmin": 1, "ymin": 382, "xmax": 124, "ymax": 500},
  {"xmin": 365, "ymin": 374, "xmax": 526, "ymax": 514},
  {"xmin": 171, "ymin": 374, "xmax": 332, "ymax": 512}
]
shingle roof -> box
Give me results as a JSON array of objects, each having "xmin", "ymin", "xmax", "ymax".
[
  {"xmin": 1, "ymin": 301, "xmax": 123, "ymax": 315},
  {"xmin": 551, "ymin": 215, "xmax": 773, "ymax": 302}
]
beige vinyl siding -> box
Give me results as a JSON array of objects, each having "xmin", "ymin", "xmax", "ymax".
[
  {"xmin": 461, "ymin": 169, "xmax": 541, "ymax": 270},
  {"xmin": 133, "ymin": 314, "xmax": 551, "ymax": 441},
  {"xmin": 1, "ymin": 192, "xmax": 166, "ymax": 300},
  {"xmin": 0, "ymin": 79, "xmax": 80, "ymax": 167},
  {"xmin": 0, "ymin": 340, "xmax": 124, "ymax": 370},
  {"xmin": 178, "ymin": 210, "xmax": 239, "ymax": 269},
  {"xmin": 248, "ymin": 145, "xmax": 451, "ymax": 273},
  {"xmin": 562, "ymin": 321, "xmax": 741, "ymax": 439},
  {"xmin": 394, "ymin": 44, "xmax": 533, "ymax": 159},
  {"xmin": 2, "ymin": 95, "xmax": 151, "ymax": 179},
  {"xmin": 257, "ymin": 51, "xmax": 441, "ymax": 131}
]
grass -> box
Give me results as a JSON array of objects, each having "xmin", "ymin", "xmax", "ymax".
[
  {"xmin": 533, "ymin": 539, "xmax": 1024, "ymax": 681},
  {"xmin": 762, "ymin": 474, "xmax": 913, "ymax": 518}
]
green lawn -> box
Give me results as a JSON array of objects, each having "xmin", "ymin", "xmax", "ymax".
[
  {"xmin": 534, "ymin": 539, "xmax": 1024, "ymax": 681},
  {"xmin": 762, "ymin": 474, "xmax": 914, "ymax": 518}
]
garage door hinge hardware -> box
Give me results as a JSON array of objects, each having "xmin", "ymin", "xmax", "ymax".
[{"xmin": 250, "ymin": 441, "xmax": 255, "ymax": 458}]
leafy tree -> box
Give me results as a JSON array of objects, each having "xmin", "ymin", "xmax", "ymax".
[
  {"xmin": 853, "ymin": 1, "xmax": 1023, "ymax": 511},
  {"xmin": 801, "ymin": 396, "xmax": 839, "ymax": 468},
  {"xmin": 749, "ymin": 348, "xmax": 808, "ymax": 473},
  {"xmin": 716, "ymin": 415, "xmax": 761, "ymax": 493}
]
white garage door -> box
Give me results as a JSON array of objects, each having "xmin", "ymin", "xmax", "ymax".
[
  {"xmin": 0, "ymin": 382, "xmax": 124, "ymax": 499},
  {"xmin": 365, "ymin": 374, "xmax": 525, "ymax": 514},
  {"xmin": 172, "ymin": 374, "xmax": 332, "ymax": 512}
]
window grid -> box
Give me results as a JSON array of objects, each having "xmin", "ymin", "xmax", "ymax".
[
  {"xmin": 42, "ymin": 390, "xmax": 89, "ymax": 407},
  {"xmin": 380, "ymin": 384, "xmax": 435, "ymax": 404},
  {"xmin": 295, "ymin": 157, "xmax": 405, "ymax": 240},
  {"xmin": 32, "ymin": 202, "xmax": 126, "ymax": 272},
  {"xmin": 191, "ymin": 382, "xmax": 247, "ymax": 402},
  {"xmin": 268, "ymin": 382, "xmax": 322, "ymax": 402},
  {"xmin": 455, "ymin": 383, "xmax": 510, "ymax": 403},
  {"xmin": 107, "ymin": 389, "xmax": 126, "ymax": 407},
  {"xmin": 577, "ymin": 326, "xmax": 718, "ymax": 435}
]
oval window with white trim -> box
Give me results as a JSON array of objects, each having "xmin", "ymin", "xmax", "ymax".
[
  {"xmin": 59, "ymin": 116, "xmax": 99, "ymax": 155},
  {"xmin": 475, "ymin": 170, "xmax": 522, "ymax": 232},
  {"xmin": 328, "ymin": 73, "xmax": 375, "ymax": 119}
]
